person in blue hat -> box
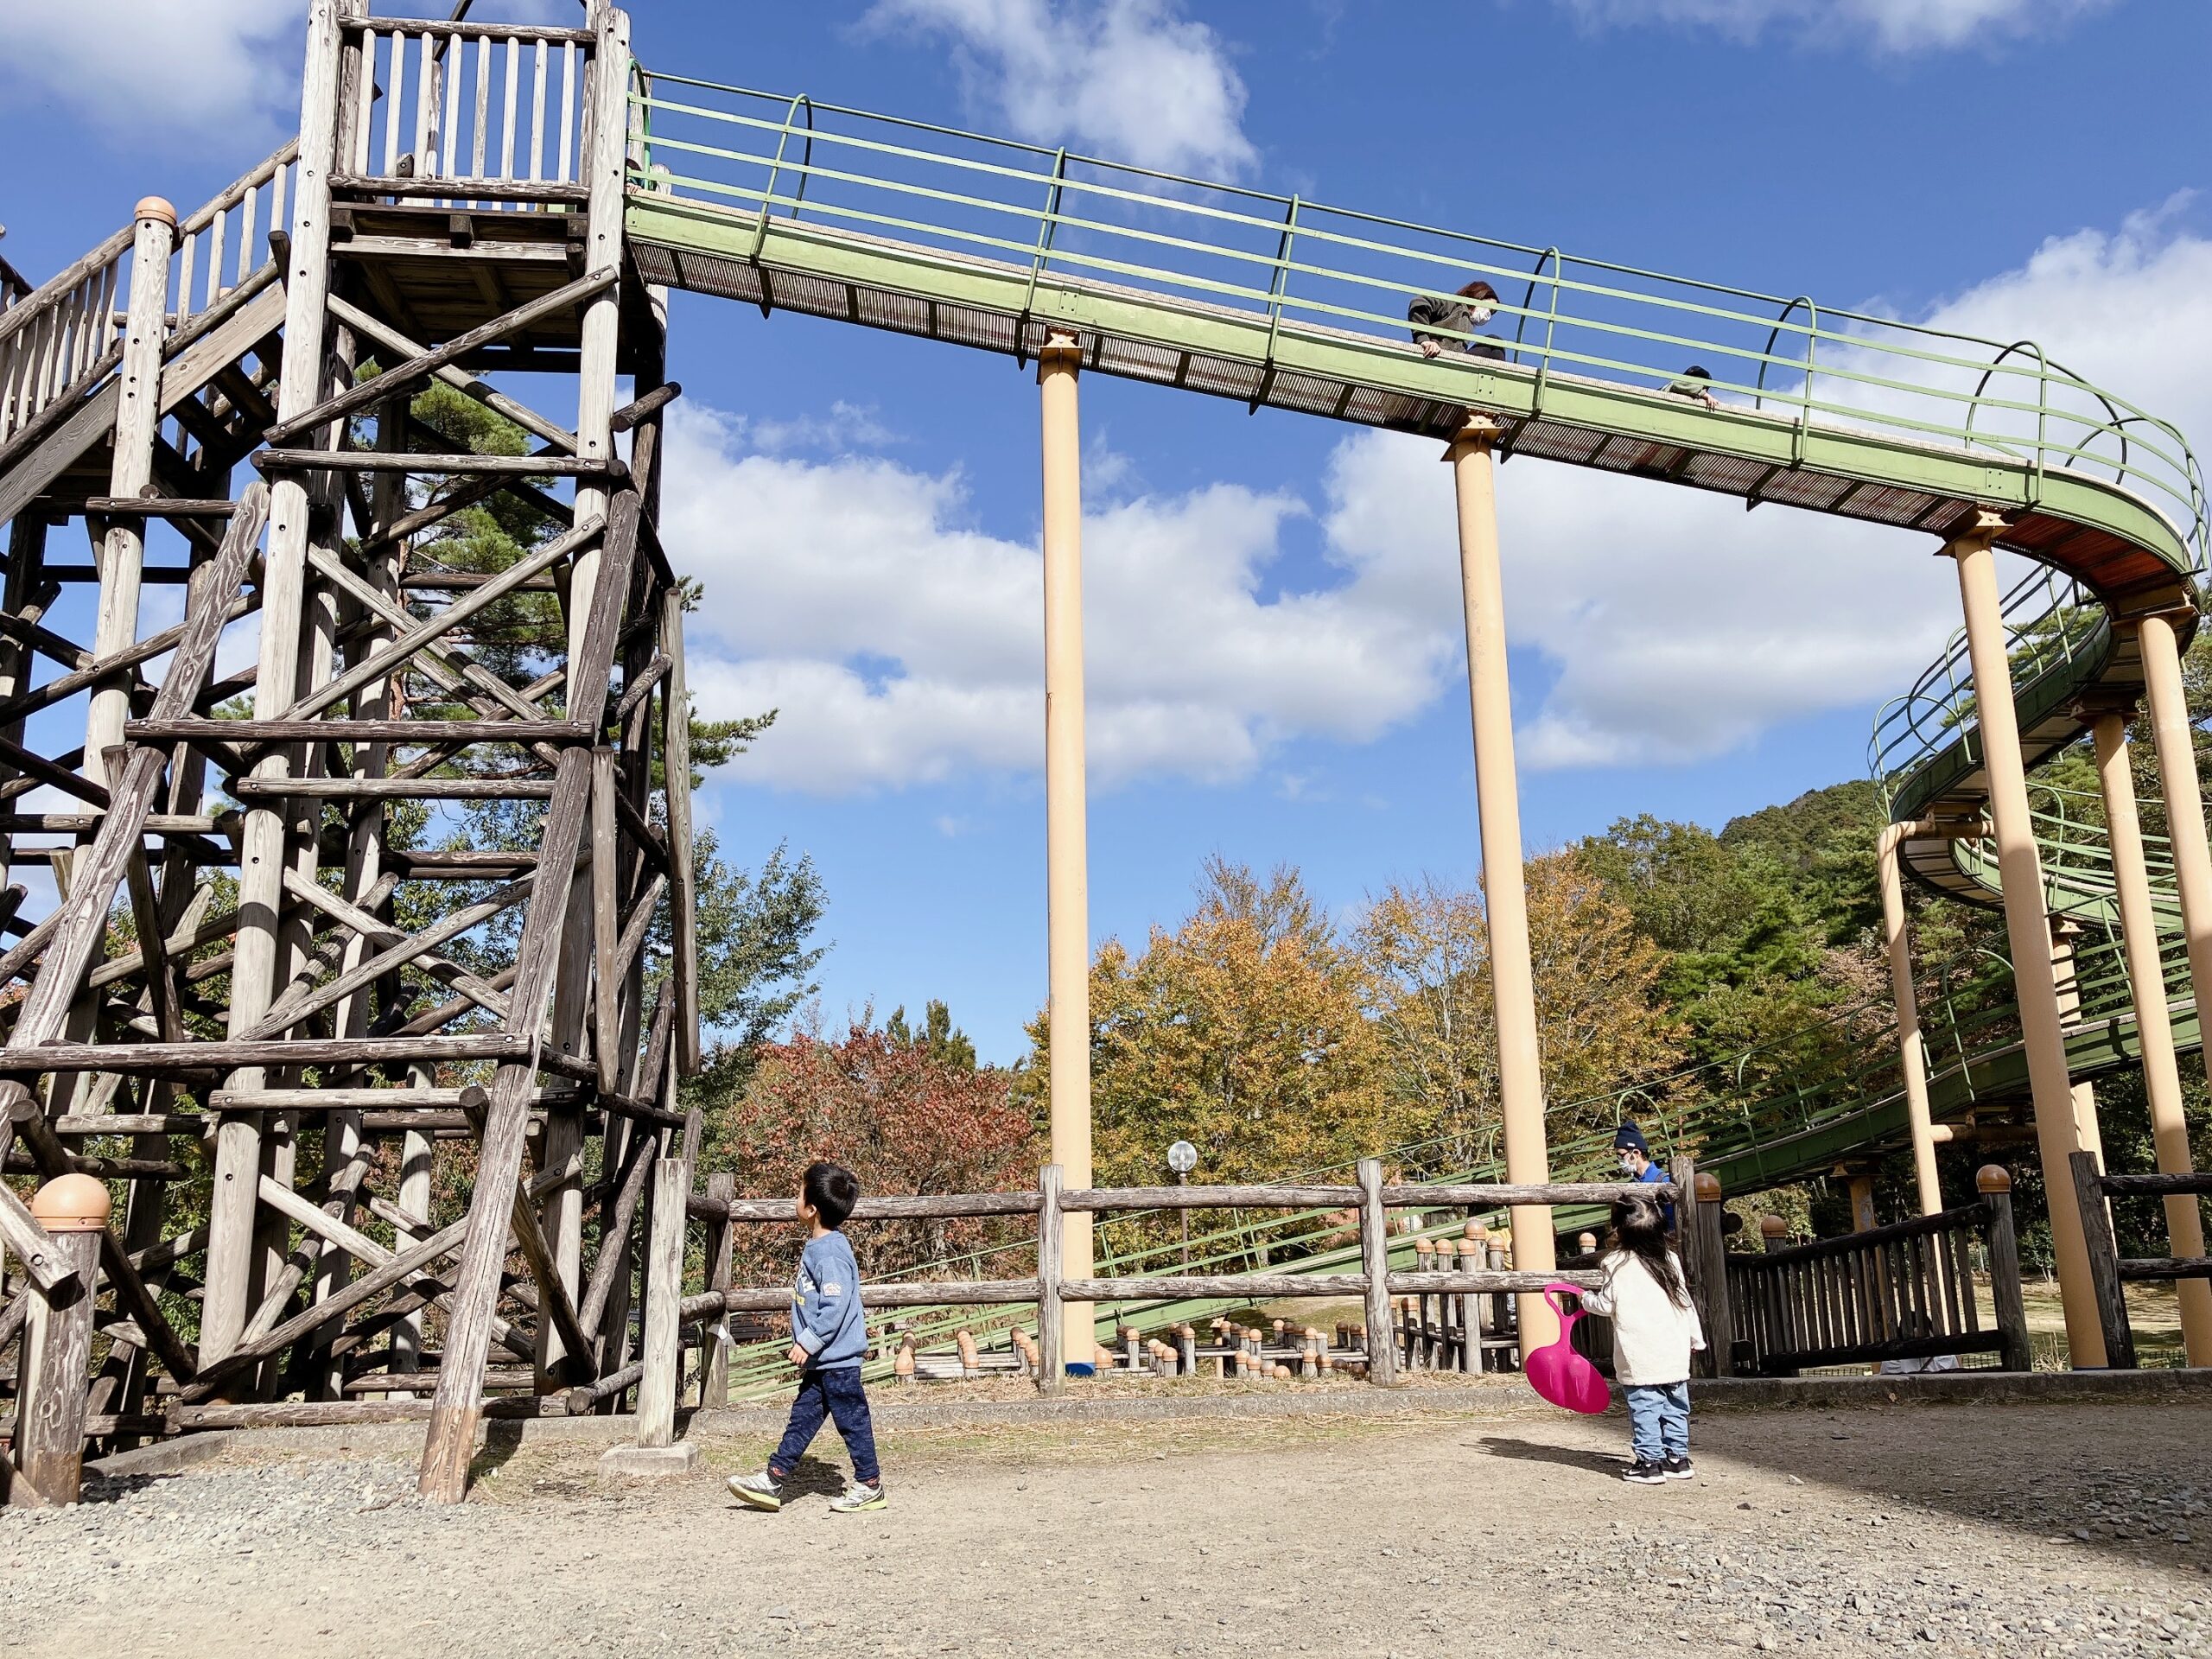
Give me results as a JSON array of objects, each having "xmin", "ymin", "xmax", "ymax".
[{"xmin": 1613, "ymin": 1122, "xmax": 1674, "ymax": 1229}]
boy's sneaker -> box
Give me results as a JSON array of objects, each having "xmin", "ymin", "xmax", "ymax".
[
  {"xmin": 1621, "ymin": 1459, "xmax": 1667, "ymax": 1484},
  {"xmin": 726, "ymin": 1471, "xmax": 783, "ymax": 1511},
  {"xmin": 1664, "ymin": 1456, "xmax": 1695, "ymax": 1481},
  {"xmin": 829, "ymin": 1478, "xmax": 886, "ymax": 1513}
]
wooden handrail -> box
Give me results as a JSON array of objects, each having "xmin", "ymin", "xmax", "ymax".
[{"xmin": 1726, "ymin": 1200, "xmax": 1986, "ymax": 1270}]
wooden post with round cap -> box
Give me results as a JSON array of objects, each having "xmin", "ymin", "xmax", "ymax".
[
  {"xmin": 1976, "ymin": 1166, "xmax": 2035, "ymax": 1373},
  {"xmin": 6, "ymin": 1174, "xmax": 110, "ymax": 1508},
  {"xmin": 1690, "ymin": 1169, "xmax": 1734, "ymax": 1376}
]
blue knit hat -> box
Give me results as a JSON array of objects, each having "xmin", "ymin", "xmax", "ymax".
[{"xmin": 1612, "ymin": 1122, "xmax": 1650, "ymax": 1155}]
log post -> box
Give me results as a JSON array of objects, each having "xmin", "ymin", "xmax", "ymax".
[
  {"xmin": 2063, "ymin": 1153, "xmax": 2134, "ymax": 1370},
  {"xmin": 700, "ymin": 1171, "xmax": 734, "ymax": 1409},
  {"xmin": 1357, "ymin": 1159, "xmax": 1396, "ymax": 1387},
  {"xmin": 1036, "ymin": 1163, "xmax": 1064, "ymax": 1395},
  {"xmin": 1974, "ymin": 1165, "xmax": 2033, "ymax": 1373},
  {"xmin": 633, "ymin": 1159, "xmax": 688, "ymax": 1448},
  {"xmin": 1692, "ymin": 1170, "xmax": 1734, "ymax": 1378},
  {"xmin": 6, "ymin": 1175, "xmax": 108, "ymax": 1509}
]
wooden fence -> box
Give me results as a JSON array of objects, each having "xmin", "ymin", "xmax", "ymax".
[
  {"xmin": 2070, "ymin": 1150, "xmax": 2212, "ymax": 1370},
  {"xmin": 1724, "ymin": 1166, "xmax": 2031, "ymax": 1376},
  {"xmin": 626, "ymin": 1160, "xmax": 1681, "ymax": 1444}
]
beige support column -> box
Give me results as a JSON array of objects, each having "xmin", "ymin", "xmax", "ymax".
[
  {"xmin": 2090, "ymin": 703, "xmax": 2212, "ymax": 1363},
  {"xmin": 2046, "ymin": 918, "xmax": 2106, "ymax": 1167},
  {"xmin": 1875, "ymin": 822, "xmax": 1944, "ymax": 1215},
  {"xmin": 1039, "ymin": 331, "xmax": 1092, "ymax": 1370},
  {"xmin": 1947, "ymin": 515, "xmax": 2105, "ymax": 1367},
  {"xmin": 2140, "ymin": 609, "xmax": 2212, "ymax": 1077},
  {"xmin": 1447, "ymin": 416, "xmax": 1554, "ymax": 1357},
  {"xmin": 1847, "ymin": 1173, "xmax": 1878, "ymax": 1233}
]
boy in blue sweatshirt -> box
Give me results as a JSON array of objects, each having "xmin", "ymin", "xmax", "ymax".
[{"xmin": 727, "ymin": 1161, "xmax": 885, "ymax": 1513}]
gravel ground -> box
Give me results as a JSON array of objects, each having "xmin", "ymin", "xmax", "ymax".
[{"xmin": 3, "ymin": 1397, "xmax": 2209, "ymax": 1657}]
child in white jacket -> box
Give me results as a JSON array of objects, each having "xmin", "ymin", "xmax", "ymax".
[{"xmin": 1580, "ymin": 1196, "xmax": 1705, "ymax": 1484}]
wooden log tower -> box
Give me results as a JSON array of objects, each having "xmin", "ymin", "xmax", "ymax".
[{"xmin": 0, "ymin": 1, "xmax": 696, "ymax": 1503}]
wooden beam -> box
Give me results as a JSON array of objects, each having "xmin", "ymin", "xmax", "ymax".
[
  {"xmin": 257, "ymin": 448, "xmax": 625, "ymax": 479},
  {"xmin": 0, "ymin": 486, "xmax": 267, "ymax": 1052}
]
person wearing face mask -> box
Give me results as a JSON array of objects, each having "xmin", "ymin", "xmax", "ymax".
[
  {"xmin": 1408, "ymin": 277, "xmax": 1507, "ymax": 360},
  {"xmin": 1613, "ymin": 1122, "xmax": 1674, "ymax": 1229}
]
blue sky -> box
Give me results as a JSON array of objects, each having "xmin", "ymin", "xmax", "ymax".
[{"xmin": 3, "ymin": 0, "xmax": 2208, "ymax": 1063}]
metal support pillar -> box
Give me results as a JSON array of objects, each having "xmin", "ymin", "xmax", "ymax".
[
  {"xmin": 1447, "ymin": 416, "xmax": 1554, "ymax": 1357},
  {"xmin": 1039, "ymin": 329, "xmax": 1093, "ymax": 1370},
  {"xmin": 2090, "ymin": 702, "xmax": 2212, "ymax": 1363},
  {"xmin": 2047, "ymin": 917, "xmax": 2106, "ymax": 1170},
  {"xmin": 1947, "ymin": 514, "xmax": 2105, "ymax": 1367},
  {"xmin": 1875, "ymin": 821, "xmax": 1944, "ymax": 1215}
]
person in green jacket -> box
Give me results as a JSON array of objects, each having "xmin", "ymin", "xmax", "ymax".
[{"xmin": 1408, "ymin": 277, "xmax": 1506, "ymax": 360}]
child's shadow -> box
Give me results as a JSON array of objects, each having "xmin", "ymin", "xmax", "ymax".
[
  {"xmin": 758, "ymin": 1454, "xmax": 849, "ymax": 1503},
  {"xmin": 1471, "ymin": 1436, "xmax": 1624, "ymax": 1476}
]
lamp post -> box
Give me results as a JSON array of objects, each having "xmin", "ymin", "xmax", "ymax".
[{"xmin": 1167, "ymin": 1140, "xmax": 1197, "ymax": 1268}]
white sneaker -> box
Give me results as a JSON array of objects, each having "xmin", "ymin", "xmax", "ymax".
[
  {"xmin": 726, "ymin": 1470, "xmax": 782, "ymax": 1511},
  {"xmin": 828, "ymin": 1478, "xmax": 886, "ymax": 1513}
]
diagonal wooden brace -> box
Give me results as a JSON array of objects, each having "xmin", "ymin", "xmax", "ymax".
[
  {"xmin": 263, "ymin": 266, "xmax": 619, "ymax": 448},
  {"xmin": 278, "ymin": 865, "xmax": 512, "ymax": 1021},
  {"xmin": 238, "ymin": 863, "xmax": 556, "ymax": 1042},
  {"xmin": 281, "ymin": 513, "xmax": 603, "ymax": 724},
  {"xmin": 327, "ymin": 291, "xmax": 580, "ymax": 454}
]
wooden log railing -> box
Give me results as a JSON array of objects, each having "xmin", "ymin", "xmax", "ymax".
[
  {"xmin": 628, "ymin": 1161, "xmax": 1682, "ymax": 1446},
  {"xmin": 1725, "ymin": 1166, "xmax": 2032, "ymax": 1377},
  {"xmin": 0, "ymin": 139, "xmax": 295, "ymax": 458},
  {"xmin": 2070, "ymin": 1151, "xmax": 2212, "ymax": 1370}
]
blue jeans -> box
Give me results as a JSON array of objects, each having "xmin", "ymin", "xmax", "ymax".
[
  {"xmin": 1624, "ymin": 1382, "xmax": 1689, "ymax": 1464},
  {"xmin": 772, "ymin": 1366, "xmax": 880, "ymax": 1485}
]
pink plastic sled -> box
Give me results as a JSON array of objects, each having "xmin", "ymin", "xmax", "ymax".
[{"xmin": 1524, "ymin": 1283, "xmax": 1611, "ymax": 1414}]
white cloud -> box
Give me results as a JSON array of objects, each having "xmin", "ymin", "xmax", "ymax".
[
  {"xmin": 662, "ymin": 404, "xmax": 1454, "ymax": 794},
  {"xmin": 862, "ymin": 0, "xmax": 1256, "ymax": 177},
  {"xmin": 0, "ymin": 0, "xmax": 302, "ymax": 143},
  {"xmin": 1550, "ymin": 0, "xmax": 2116, "ymax": 52},
  {"xmin": 1906, "ymin": 195, "xmax": 2212, "ymax": 492},
  {"xmin": 1320, "ymin": 429, "xmax": 1965, "ymax": 770}
]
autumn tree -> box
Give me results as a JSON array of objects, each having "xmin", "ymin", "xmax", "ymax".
[
  {"xmin": 701, "ymin": 1014, "xmax": 1034, "ymax": 1283},
  {"xmin": 1021, "ymin": 860, "xmax": 1381, "ymax": 1194},
  {"xmin": 1356, "ymin": 853, "xmax": 1682, "ymax": 1176}
]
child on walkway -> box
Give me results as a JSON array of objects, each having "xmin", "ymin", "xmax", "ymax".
[
  {"xmin": 727, "ymin": 1161, "xmax": 886, "ymax": 1513},
  {"xmin": 1580, "ymin": 1196, "xmax": 1705, "ymax": 1484}
]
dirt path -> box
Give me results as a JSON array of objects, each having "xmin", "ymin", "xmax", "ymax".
[{"xmin": 5, "ymin": 1397, "xmax": 2209, "ymax": 1657}]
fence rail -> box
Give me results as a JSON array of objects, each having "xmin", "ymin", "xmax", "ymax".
[
  {"xmin": 644, "ymin": 1161, "xmax": 1674, "ymax": 1435},
  {"xmin": 0, "ymin": 139, "xmax": 296, "ymax": 460}
]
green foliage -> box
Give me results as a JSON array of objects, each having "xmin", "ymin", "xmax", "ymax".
[{"xmin": 887, "ymin": 999, "xmax": 979, "ymax": 1073}]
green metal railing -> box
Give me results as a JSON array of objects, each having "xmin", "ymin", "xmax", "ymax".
[
  {"xmin": 1868, "ymin": 564, "xmax": 2111, "ymax": 810},
  {"xmin": 624, "ymin": 73, "xmax": 2205, "ymax": 570}
]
